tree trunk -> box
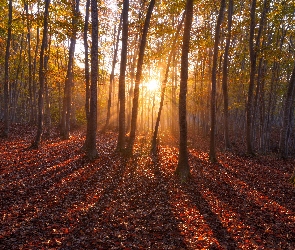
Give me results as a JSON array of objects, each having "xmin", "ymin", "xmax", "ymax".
[
  {"xmin": 280, "ymin": 63, "xmax": 295, "ymax": 159},
  {"xmin": 81, "ymin": 0, "xmax": 90, "ymax": 151},
  {"xmin": 32, "ymin": 0, "xmax": 40, "ymax": 125},
  {"xmin": 44, "ymin": 34, "xmax": 52, "ymax": 136},
  {"xmin": 85, "ymin": 0, "xmax": 99, "ymax": 159},
  {"xmin": 247, "ymin": 0, "xmax": 257, "ymax": 155},
  {"xmin": 151, "ymin": 11, "xmax": 185, "ymax": 154},
  {"xmin": 247, "ymin": 0, "xmax": 268, "ymax": 155},
  {"xmin": 105, "ymin": 14, "xmax": 122, "ymax": 130},
  {"xmin": 25, "ymin": 1, "xmax": 34, "ymax": 125},
  {"xmin": 60, "ymin": 0, "xmax": 80, "ymax": 139},
  {"xmin": 116, "ymin": 0, "xmax": 129, "ymax": 152},
  {"xmin": 209, "ymin": 0, "xmax": 225, "ymax": 162},
  {"xmin": 31, "ymin": 0, "xmax": 50, "ymax": 148},
  {"xmin": 222, "ymin": 0, "xmax": 233, "ymax": 150},
  {"xmin": 2, "ymin": 0, "xmax": 12, "ymax": 138},
  {"xmin": 175, "ymin": 0, "xmax": 194, "ymax": 182},
  {"xmin": 126, "ymin": 0, "xmax": 155, "ymax": 155}
]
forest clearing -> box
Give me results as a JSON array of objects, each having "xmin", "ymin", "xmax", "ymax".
[{"xmin": 0, "ymin": 124, "xmax": 294, "ymax": 249}]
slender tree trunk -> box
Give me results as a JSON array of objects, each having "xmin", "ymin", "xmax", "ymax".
[
  {"xmin": 85, "ymin": 0, "xmax": 99, "ymax": 159},
  {"xmin": 126, "ymin": 0, "xmax": 155, "ymax": 155},
  {"xmin": 44, "ymin": 34, "xmax": 52, "ymax": 136},
  {"xmin": 175, "ymin": 0, "xmax": 194, "ymax": 181},
  {"xmin": 222, "ymin": 0, "xmax": 233, "ymax": 150},
  {"xmin": 151, "ymin": 11, "xmax": 185, "ymax": 153},
  {"xmin": 84, "ymin": 0, "xmax": 90, "ymax": 119},
  {"xmin": 81, "ymin": 0, "xmax": 90, "ymax": 150},
  {"xmin": 280, "ymin": 63, "xmax": 295, "ymax": 159},
  {"xmin": 31, "ymin": 0, "xmax": 50, "ymax": 148},
  {"xmin": 11, "ymin": 30, "xmax": 25, "ymax": 124},
  {"xmin": 117, "ymin": 0, "xmax": 129, "ymax": 152},
  {"xmin": 32, "ymin": 1, "xmax": 40, "ymax": 125},
  {"xmin": 209, "ymin": 0, "xmax": 225, "ymax": 162},
  {"xmin": 25, "ymin": 1, "xmax": 34, "ymax": 125},
  {"xmin": 2, "ymin": 0, "xmax": 12, "ymax": 138},
  {"xmin": 105, "ymin": 14, "xmax": 122, "ymax": 130},
  {"xmin": 247, "ymin": 0, "xmax": 268, "ymax": 155},
  {"xmin": 247, "ymin": 0, "xmax": 257, "ymax": 155},
  {"xmin": 61, "ymin": 0, "xmax": 80, "ymax": 139}
]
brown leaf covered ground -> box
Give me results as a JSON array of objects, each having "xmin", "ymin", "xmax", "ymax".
[{"xmin": 1, "ymin": 125, "xmax": 295, "ymax": 249}]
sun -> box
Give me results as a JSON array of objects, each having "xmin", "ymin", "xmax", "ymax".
[{"xmin": 146, "ymin": 79, "xmax": 160, "ymax": 92}]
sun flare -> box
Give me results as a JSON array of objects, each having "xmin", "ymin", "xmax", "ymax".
[{"xmin": 146, "ymin": 79, "xmax": 160, "ymax": 92}]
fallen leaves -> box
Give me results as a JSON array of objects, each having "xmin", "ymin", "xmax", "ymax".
[{"xmin": 0, "ymin": 125, "xmax": 294, "ymax": 249}]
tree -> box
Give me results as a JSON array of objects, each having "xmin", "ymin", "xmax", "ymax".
[
  {"xmin": 31, "ymin": 0, "xmax": 50, "ymax": 148},
  {"xmin": 175, "ymin": 0, "xmax": 193, "ymax": 181},
  {"xmin": 151, "ymin": 10, "xmax": 185, "ymax": 154},
  {"xmin": 116, "ymin": 0, "xmax": 129, "ymax": 152},
  {"xmin": 222, "ymin": 0, "xmax": 233, "ymax": 150},
  {"xmin": 209, "ymin": 0, "xmax": 226, "ymax": 162},
  {"xmin": 24, "ymin": 0, "xmax": 34, "ymax": 125},
  {"xmin": 84, "ymin": 0, "xmax": 90, "ymax": 121},
  {"xmin": 280, "ymin": 63, "xmax": 295, "ymax": 159},
  {"xmin": 105, "ymin": 14, "xmax": 122, "ymax": 130},
  {"xmin": 60, "ymin": 0, "xmax": 80, "ymax": 139},
  {"xmin": 247, "ymin": 0, "xmax": 269, "ymax": 155},
  {"xmin": 84, "ymin": 0, "xmax": 99, "ymax": 159},
  {"xmin": 126, "ymin": 0, "xmax": 156, "ymax": 155},
  {"xmin": 2, "ymin": 0, "xmax": 12, "ymax": 138}
]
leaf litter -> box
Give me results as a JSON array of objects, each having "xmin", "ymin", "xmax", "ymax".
[{"xmin": 0, "ymin": 125, "xmax": 294, "ymax": 249}]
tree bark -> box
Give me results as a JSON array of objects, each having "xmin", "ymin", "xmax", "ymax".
[
  {"xmin": 151, "ymin": 11, "xmax": 185, "ymax": 154},
  {"xmin": 81, "ymin": 0, "xmax": 90, "ymax": 151},
  {"xmin": 32, "ymin": 1, "xmax": 40, "ymax": 125},
  {"xmin": 209, "ymin": 0, "xmax": 225, "ymax": 162},
  {"xmin": 126, "ymin": 0, "xmax": 155, "ymax": 155},
  {"xmin": 247, "ymin": 0, "xmax": 269, "ymax": 155},
  {"xmin": 25, "ymin": 1, "xmax": 34, "ymax": 125},
  {"xmin": 60, "ymin": 0, "xmax": 80, "ymax": 139},
  {"xmin": 85, "ymin": 0, "xmax": 99, "ymax": 159},
  {"xmin": 2, "ymin": 0, "xmax": 12, "ymax": 138},
  {"xmin": 222, "ymin": 0, "xmax": 233, "ymax": 150},
  {"xmin": 31, "ymin": 0, "xmax": 50, "ymax": 148},
  {"xmin": 280, "ymin": 63, "xmax": 295, "ymax": 159},
  {"xmin": 105, "ymin": 14, "xmax": 122, "ymax": 130},
  {"xmin": 117, "ymin": 0, "xmax": 129, "ymax": 152},
  {"xmin": 175, "ymin": 0, "xmax": 194, "ymax": 182}
]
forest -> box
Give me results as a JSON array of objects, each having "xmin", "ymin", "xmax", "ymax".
[{"xmin": 1, "ymin": 0, "xmax": 295, "ymax": 249}]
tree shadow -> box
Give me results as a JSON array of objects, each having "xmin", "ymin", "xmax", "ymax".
[
  {"xmin": 179, "ymin": 178, "xmax": 238, "ymax": 249},
  {"xmin": 58, "ymin": 153, "xmax": 187, "ymax": 249},
  {"xmin": 187, "ymin": 153, "xmax": 295, "ymax": 248}
]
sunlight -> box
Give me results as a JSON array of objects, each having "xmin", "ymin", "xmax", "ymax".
[{"xmin": 146, "ymin": 79, "xmax": 160, "ymax": 92}]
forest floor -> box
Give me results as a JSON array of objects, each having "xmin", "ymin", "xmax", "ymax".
[{"xmin": 0, "ymin": 124, "xmax": 295, "ymax": 249}]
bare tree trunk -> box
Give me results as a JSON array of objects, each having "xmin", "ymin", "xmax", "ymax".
[
  {"xmin": 32, "ymin": 0, "xmax": 40, "ymax": 125},
  {"xmin": 105, "ymin": 14, "xmax": 122, "ymax": 130},
  {"xmin": 126, "ymin": 0, "xmax": 155, "ymax": 155},
  {"xmin": 151, "ymin": 11, "xmax": 185, "ymax": 154},
  {"xmin": 25, "ymin": 1, "xmax": 34, "ymax": 125},
  {"xmin": 81, "ymin": 0, "xmax": 90, "ymax": 150},
  {"xmin": 85, "ymin": 0, "xmax": 99, "ymax": 159},
  {"xmin": 222, "ymin": 0, "xmax": 233, "ymax": 150},
  {"xmin": 247, "ymin": 0, "xmax": 268, "ymax": 155},
  {"xmin": 209, "ymin": 0, "xmax": 225, "ymax": 162},
  {"xmin": 44, "ymin": 34, "xmax": 52, "ymax": 136},
  {"xmin": 31, "ymin": 0, "xmax": 50, "ymax": 148},
  {"xmin": 280, "ymin": 63, "xmax": 295, "ymax": 159},
  {"xmin": 117, "ymin": 0, "xmax": 129, "ymax": 152},
  {"xmin": 2, "ymin": 0, "xmax": 12, "ymax": 138},
  {"xmin": 60, "ymin": 0, "xmax": 80, "ymax": 139},
  {"xmin": 175, "ymin": 0, "xmax": 194, "ymax": 181}
]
